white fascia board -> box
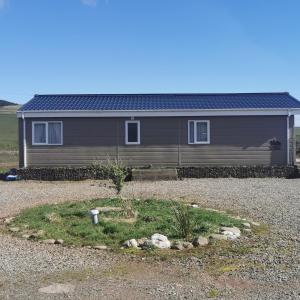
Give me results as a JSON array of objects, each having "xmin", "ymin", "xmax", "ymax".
[{"xmin": 17, "ymin": 108, "xmax": 300, "ymax": 118}]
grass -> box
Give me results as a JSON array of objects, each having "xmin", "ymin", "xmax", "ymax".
[
  {"xmin": 0, "ymin": 106, "xmax": 19, "ymax": 169},
  {"xmin": 11, "ymin": 198, "xmax": 244, "ymax": 248}
]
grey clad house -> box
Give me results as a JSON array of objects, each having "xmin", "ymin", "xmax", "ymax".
[{"xmin": 17, "ymin": 93, "xmax": 300, "ymax": 168}]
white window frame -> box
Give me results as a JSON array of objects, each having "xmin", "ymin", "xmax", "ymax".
[
  {"xmin": 32, "ymin": 121, "xmax": 63, "ymax": 146},
  {"xmin": 125, "ymin": 120, "xmax": 140, "ymax": 145},
  {"xmin": 188, "ymin": 120, "xmax": 210, "ymax": 144}
]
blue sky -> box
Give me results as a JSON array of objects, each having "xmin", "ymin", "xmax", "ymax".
[{"xmin": 0, "ymin": 0, "xmax": 300, "ymax": 123}]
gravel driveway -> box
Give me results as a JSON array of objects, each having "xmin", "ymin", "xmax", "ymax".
[{"xmin": 0, "ymin": 178, "xmax": 299, "ymax": 299}]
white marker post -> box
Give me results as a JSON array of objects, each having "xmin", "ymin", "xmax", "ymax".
[{"xmin": 90, "ymin": 209, "xmax": 99, "ymax": 225}]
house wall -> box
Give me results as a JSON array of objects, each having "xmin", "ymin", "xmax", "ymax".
[
  {"xmin": 19, "ymin": 115, "xmax": 290, "ymax": 167},
  {"xmin": 289, "ymin": 115, "xmax": 295, "ymax": 163}
]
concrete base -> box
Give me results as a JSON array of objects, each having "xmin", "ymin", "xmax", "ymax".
[{"xmin": 132, "ymin": 168, "xmax": 178, "ymax": 181}]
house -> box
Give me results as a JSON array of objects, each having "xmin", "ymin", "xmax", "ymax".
[{"xmin": 17, "ymin": 92, "xmax": 300, "ymax": 168}]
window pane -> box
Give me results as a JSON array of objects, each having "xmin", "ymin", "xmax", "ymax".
[
  {"xmin": 127, "ymin": 123, "xmax": 138, "ymax": 143},
  {"xmin": 196, "ymin": 122, "xmax": 208, "ymax": 142},
  {"xmin": 189, "ymin": 121, "xmax": 194, "ymax": 143},
  {"xmin": 48, "ymin": 122, "xmax": 62, "ymax": 144},
  {"xmin": 34, "ymin": 123, "xmax": 46, "ymax": 144}
]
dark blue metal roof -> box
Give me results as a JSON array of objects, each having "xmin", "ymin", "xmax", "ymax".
[{"xmin": 19, "ymin": 93, "xmax": 300, "ymax": 111}]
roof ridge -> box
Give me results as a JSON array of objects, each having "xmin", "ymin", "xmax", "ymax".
[{"xmin": 34, "ymin": 92, "xmax": 290, "ymax": 97}]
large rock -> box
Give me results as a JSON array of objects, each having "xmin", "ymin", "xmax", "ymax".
[
  {"xmin": 251, "ymin": 221, "xmax": 260, "ymax": 227},
  {"xmin": 141, "ymin": 239, "xmax": 154, "ymax": 249},
  {"xmin": 93, "ymin": 245, "xmax": 108, "ymax": 250},
  {"xmin": 150, "ymin": 233, "xmax": 171, "ymax": 249},
  {"xmin": 9, "ymin": 227, "xmax": 20, "ymax": 233},
  {"xmin": 190, "ymin": 203, "xmax": 199, "ymax": 208},
  {"xmin": 42, "ymin": 239, "xmax": 56, "ymax": 244},
  {"xmin": 220, "ymin": 226, "xmax": 241, "ymax": 238},
  {"xmin": 222, "ymin": 231, "xmax": 238, "ymax": 240},
  {"xmin": 38, "ymin": 283, "xmax": 75, "ymax": 294},
  {"xmin": 209, "ymin": 234, "xmax": 228, "ymax": 241},
  {"xmin": 242, "ymin": 222, "xmax": 251, "ymax": 228},
  {"xmin": 171, "ymin": 241, "xmax": 184, "ymax": 250},
  {"xmin": 55, "ymin": 239, "xmax": 64, "ymax": 245},
  {"xmin": 123, "ymin": 239, "xmax": 139, "ymax": 248},
  {"xmin": 22, "ymin": 234, "xmax": 31, "ymax": 239},
  {"xmin": 182, "ymin": 242, "xmax": 193, "ymax": 249},
  {"xmin": 192, "ymin": 236, "xmax": 209, "ymax": 247},
  {"xmin": 136, "ymin": 237, "xmax": 148, "ymax": 247},
  {"xmin": 4, "ymin": 217, "xmax": 15, "ymax": 225}
]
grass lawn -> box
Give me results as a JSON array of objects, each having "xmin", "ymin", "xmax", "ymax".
[{"xmin": 11, "ymin": 198, "xmax": 244, "ymax": 248}]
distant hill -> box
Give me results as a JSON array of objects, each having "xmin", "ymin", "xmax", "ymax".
[{"xmin": 0, "ymin": 100, "xmax": 17, "ymax": 106}]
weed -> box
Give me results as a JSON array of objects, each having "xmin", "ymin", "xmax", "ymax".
[
  {"xmin": 120, "ymin": 197, "xmax": 136, "ymax": 219},
  {"xmin": 252, "ymin": 223, "xmax": 269, "ymax": 236},
  {"xmin": 208, "ymin": 288, "xmax": 219, "ymax": 298},
  {"xmin": 172, "ymin": 203, "xmax": 194, "ymax": 240},
  {"xmin": 45, "ymin": 212, "xmax": 62, "ymax": 223}
]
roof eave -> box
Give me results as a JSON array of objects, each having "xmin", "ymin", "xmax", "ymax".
[{"xmin": 16, "ymin": 108, "xmax": 300, "ymax": 118}]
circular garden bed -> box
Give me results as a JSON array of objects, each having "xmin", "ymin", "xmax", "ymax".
[{"xmin": 5, "ymin": 198, "xmax": 256, "ymax": 250}]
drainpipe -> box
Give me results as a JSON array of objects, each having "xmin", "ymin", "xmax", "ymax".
[
  {"xmin": 287, "ymin": 111, "xmax": 291, "ymax": 166},
  {"xmin": 22, "ymin": 113, "xmax": 27, "ymax": 168}
]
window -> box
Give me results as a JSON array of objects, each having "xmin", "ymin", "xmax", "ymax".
[
  {"xmin": 32, "ymin": 121, "xmax": 63, "ymax": 145},
  {"xmin": 188, "ymin": 120, "xmax": 210, "ymax": 144},
  {"xmin": 125, "ymin": 120, "xmax": 140, "ymax": 144}
]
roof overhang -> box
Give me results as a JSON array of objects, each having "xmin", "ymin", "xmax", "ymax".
[{"xmin": 16, "ymin": 108, "xmax": 300, "ymax": 118}]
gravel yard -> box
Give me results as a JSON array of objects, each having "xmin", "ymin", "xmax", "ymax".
[{"xmin": 0, "ymin": 178, "xmax": 299, "ymax": 299}]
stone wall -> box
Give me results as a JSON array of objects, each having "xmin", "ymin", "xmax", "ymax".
[
  {"xmin": 16, "ymin": 166, "xmax": 131, "ymax": 181},
  {"xmin": 14, "ymin": 165, "xmax": 298, "ymax": 181},
  {"xmin": 177, "ymin": 166, "xmax": 298, "ymax": 179}
]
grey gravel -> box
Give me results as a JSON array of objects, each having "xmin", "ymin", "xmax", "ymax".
[{"xmin": 0, "ymin": 178, "xmax": 299, "ymax": 299}]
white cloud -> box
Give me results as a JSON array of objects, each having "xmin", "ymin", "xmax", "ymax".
[
  {"xmin": 0, "ymin": 0, "xmax": 8, "ymax": 9},
  {"xmin": 81, "ymin": 0, "xmax": 97, "ymax": 7}
]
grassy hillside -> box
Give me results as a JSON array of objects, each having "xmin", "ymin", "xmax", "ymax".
[
  {"xmin": 0, "ymin": 105, "xmax": 19, "ymax": 170},
  {"xmin": 0, "ymin": 100, "xmax": 17, "ymax": 106},
  {"xmin": 0, "ymin": 113, "xmax": 18, "ymax": 150}
]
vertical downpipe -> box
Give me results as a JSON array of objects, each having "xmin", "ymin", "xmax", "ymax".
[
  {"xmin": 116, "ymin": 119, "xmax": 119, "ymax": 163},
  {"xmin": 287, "ymin": 112, "xmax": 290, "ymax": 165},
  {"xmin": 177, "ymin": 119, "xmax": 181, "ymax": 166},
  {"xmin": 22, "ymin": 113, "xmax": 27, "ymax": 168}
]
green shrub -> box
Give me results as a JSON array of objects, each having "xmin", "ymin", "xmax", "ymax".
[
  {"xmin": 91, "ymin": 159, "xmax": 127, "ymax": 193},
  {"xmin": 107, "ymin": 160, "xmax": 126, "ymax": 194}
]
